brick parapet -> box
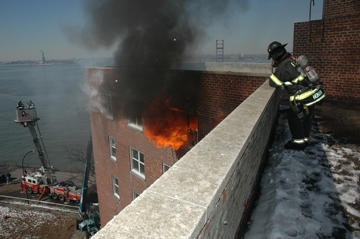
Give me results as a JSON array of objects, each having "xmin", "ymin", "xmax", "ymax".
[
  {"xmin": 197, "ymin": 72, "xmax": 266, "ymax": 139},
  {"xmin": 293, "ymin": 14, "xmax": 360, "ymax": 103},
  {"xmin": 323, "ymin": 0, "xmax": 360, "ymax": 19}
]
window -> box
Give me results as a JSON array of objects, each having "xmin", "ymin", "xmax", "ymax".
[
  {"xmin": 163, "ymin": 163, "xmax": 170, "ymax": 173},
  {"xmin": 112, "ymin": 176, "xmax": 120, "ymax": 199},
  {"xmin": 130, "ymin": 148, "xmax": 145, "ymax": 179},
  {"xmin": 109, "ymin": 136, "xmax": 116, "ymax": 161},
  {"xmin": 127, "ymin": 116, "xmax": 143, "ymax": 131},
  {"xmin": 133, "ymin": 192, "xmax": 139, "ymax": 200}
]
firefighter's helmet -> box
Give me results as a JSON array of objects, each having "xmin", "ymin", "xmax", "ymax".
[{"xmin": 267, "ymin": 41, "xmax": 288, "ymax": 60}]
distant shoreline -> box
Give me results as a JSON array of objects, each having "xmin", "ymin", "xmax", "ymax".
[{"xmin": 0, "ymin": 59, "xmax": 77, "ymax": 65}]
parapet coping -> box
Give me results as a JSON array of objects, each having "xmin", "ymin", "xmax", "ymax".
[
  {"xmin": 86, "ymin": 66, "xmax": 271, "ymax": 78},
  {"xmin": 197, "ymin": 70, "xmax": 270, "ymax": 77},
  {"xmin": 92, "ymin": 81, "xmax": 276, "ymax": 239}
]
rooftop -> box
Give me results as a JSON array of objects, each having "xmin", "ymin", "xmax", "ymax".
[{"xmin": 245, "ymin": 102, "xmax": 360, "ymax": 238}]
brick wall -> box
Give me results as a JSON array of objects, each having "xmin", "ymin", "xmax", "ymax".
[
  {"xmin": 293, "ymin": 0, "xmax": 360, "ymax": 103},
  {"xmin": 197, "ymin": 72, "xmax": 266, "ymax": 139},
  {"xmin": 88, "ymin": 68, "xmax": 268, "ymax": 226},
  {"xmin": 323, "ymin": 0, "xmax": 360, "ymax": 19},
  {"xmin": 90, "ymin": 111, "xmax": 178, "ymax": 225}
]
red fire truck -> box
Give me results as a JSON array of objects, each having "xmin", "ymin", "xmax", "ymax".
[
  {"xmin": 20, "ymin": 169, "xmax": 81, "ymax": 203},
  {"xmin": 16, "ymin": 101, "xmax": 81, "ymax": 203}
]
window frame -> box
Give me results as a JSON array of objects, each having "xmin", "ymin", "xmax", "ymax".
[
  {"xmin": 112, "ymin": 176, "xmax": 120, "ymax": 199},
  {"xmin": 127, "ymin": 116, "xmax": 143, "ymax": 131},
  {"xmin": 109, "ymin": 136, "xmax": 117, "ymax": 161},
  {"xmin": 130, "ymin": 147, "xmax": 145, "ymax": 180}
]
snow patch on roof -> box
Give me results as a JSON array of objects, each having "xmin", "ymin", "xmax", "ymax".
[{"xmin": 245, "ymin": 112, "xmax": 360, "ymax": 238}]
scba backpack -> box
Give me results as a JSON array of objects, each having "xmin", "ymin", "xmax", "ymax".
[
  {"xmin": 290, "ymin": 55, "xmax": 326, "ymax": 107},
  {"xmin": 295, "ymin": 55, "xmax": 321, "ymax": 86}
]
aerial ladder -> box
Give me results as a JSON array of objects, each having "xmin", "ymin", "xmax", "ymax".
[{"xmin": 15, "ymin": 100, "xmax": 55, "ymax": 184}]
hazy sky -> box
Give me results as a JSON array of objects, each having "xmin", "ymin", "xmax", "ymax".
[{"xmin": 0, "ymin": 0, "xmax": 323, "ymax": 62}]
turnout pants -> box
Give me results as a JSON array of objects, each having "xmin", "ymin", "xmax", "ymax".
[{"xmin": 288, "ymin": 104, "xmax": 314, "ymax": 142}]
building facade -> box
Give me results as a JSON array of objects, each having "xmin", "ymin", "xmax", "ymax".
[{"xmin": 87, "ymin": 67, "xmax": 267, "ymax": 225}]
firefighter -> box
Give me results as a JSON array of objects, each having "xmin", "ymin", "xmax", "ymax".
[
  {"xmin": 267, "ymin": 41, "xmax": 325, "ymax": 150},
  {"xmin": 16, "ymin": 101, "xmax": 24, "ymax": 109}
]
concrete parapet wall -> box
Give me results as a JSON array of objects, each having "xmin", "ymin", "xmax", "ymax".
[
  {"xmin": 204, "ymin": 62, "xmax": 272, "ymax": 76},
  {"xmin": 92, "ymin": 81, "xmax": 279, "ymax": 239},
  {"xmin": 179, "ymin": 62, "xmax": 272, "ymax": 75}
]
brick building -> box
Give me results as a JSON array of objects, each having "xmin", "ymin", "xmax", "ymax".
[
  {"xmin": 293, "ymin": 0, "xmax": 360, "ymax": 103},
  {"xmin": 87, "ymin": 67, "xmax": 267, "ymax": 225}
]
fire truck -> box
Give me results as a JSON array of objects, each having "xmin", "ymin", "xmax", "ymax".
[
  {"xmin": 20, "ymin": 171, "xmax": 81, "ymax": 203},
  {"xmin": 16, "ymin": 100, "xmax": 81, "ymax": 203}
]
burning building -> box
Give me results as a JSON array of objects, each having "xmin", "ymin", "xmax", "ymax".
[
  {"xmin": 87, "ymin": 66, "xmax": 267, "ymax": 225},
  {"xmin": 80, "ymin": 0, "xmax": 255, "ymax": 227}
]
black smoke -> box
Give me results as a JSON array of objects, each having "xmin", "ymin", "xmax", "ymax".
[{"xmin": 73, "ymin": 0, "xmax": 248, "ymax": 119}]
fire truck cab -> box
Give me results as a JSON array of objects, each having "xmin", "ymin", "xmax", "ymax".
[{"xmin": 21, "ymin": 170, "xmax": 49, "ymax": 194}]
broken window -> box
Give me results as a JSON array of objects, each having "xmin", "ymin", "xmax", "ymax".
[{"xmin": 127, "ymin": 116, "xmax": 143, "ymax": 131}]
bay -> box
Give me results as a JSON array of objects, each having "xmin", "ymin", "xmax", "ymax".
[{"xmin": 0, "ymin": 62, "xmax": 93, "ymax": 172}]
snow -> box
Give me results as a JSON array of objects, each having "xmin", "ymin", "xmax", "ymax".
[
  {"xmin": 245, "ymin": 112, "xmax": 360, "ymax": 239},
  {"xmin": 0, "ymin": 204, "xmax": 56, "ymax": 238},
  {"xmin": 0, "ymin": 199, "xmax": 77, "ymax": 213}
]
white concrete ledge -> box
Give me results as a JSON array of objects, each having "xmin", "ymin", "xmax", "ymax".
[
  {"xmin": 179, "ymin": 62, "xmax": 272, "ymax": 77},
  {"xmin": 93, "ymin": 80, "xmax": 279, "ymax": 239},
  {"xmin": 204, "ymin": 62, "xmax": 272, "ymax": 75}
]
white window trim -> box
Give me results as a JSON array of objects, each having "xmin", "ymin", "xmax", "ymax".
[
  {"xmin": 112, "ymin": 176, "xmax": 120, "ymax": 199},
  {"xmin": 127, "ymin": 117, "xmax": 143, "ymax": 132},
  {"xmin": 109, "ymin": 136, "xmax": 116, "ymax": 161},
  {"xmin": 130, "ymin": 147, "xmax": 145, "ymax": 180},
  {"xmin": 131, "ymin": 169, "xmax": 145, "ymax": 180},
  {"xmin": 163, "ymin": 163, "xmax": 170, "ymax": 174}
]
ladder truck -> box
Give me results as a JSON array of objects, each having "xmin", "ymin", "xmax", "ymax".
[
  {"xmin": 15, "ymin": 101, "xmax": 55, "ymax": 189},
  {"xmin": 15, "ymin": 100, "xmax": 81, "ymax": 203}
]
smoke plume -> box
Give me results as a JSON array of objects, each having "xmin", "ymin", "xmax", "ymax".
[{"xmin": 76, "ymin": 0, "xmax": 248, "ymax": 119}]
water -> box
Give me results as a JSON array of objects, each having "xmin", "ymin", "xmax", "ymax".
[
  {"xmin": 0, "ymin": 63, "xmax": 91, "ymax": 172},
  {"xmin": 0, "ymin": 58, "xmax": 267, "ymax": 172}
]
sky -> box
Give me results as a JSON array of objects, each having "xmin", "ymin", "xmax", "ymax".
[{"xmin": 0, "ymin": 0, "xmax": 323, "ymax": 62}]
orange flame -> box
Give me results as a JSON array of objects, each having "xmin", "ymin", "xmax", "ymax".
[{"xmin": 143, "ymin": 98, "xmax": 197, "ymax": 150}]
